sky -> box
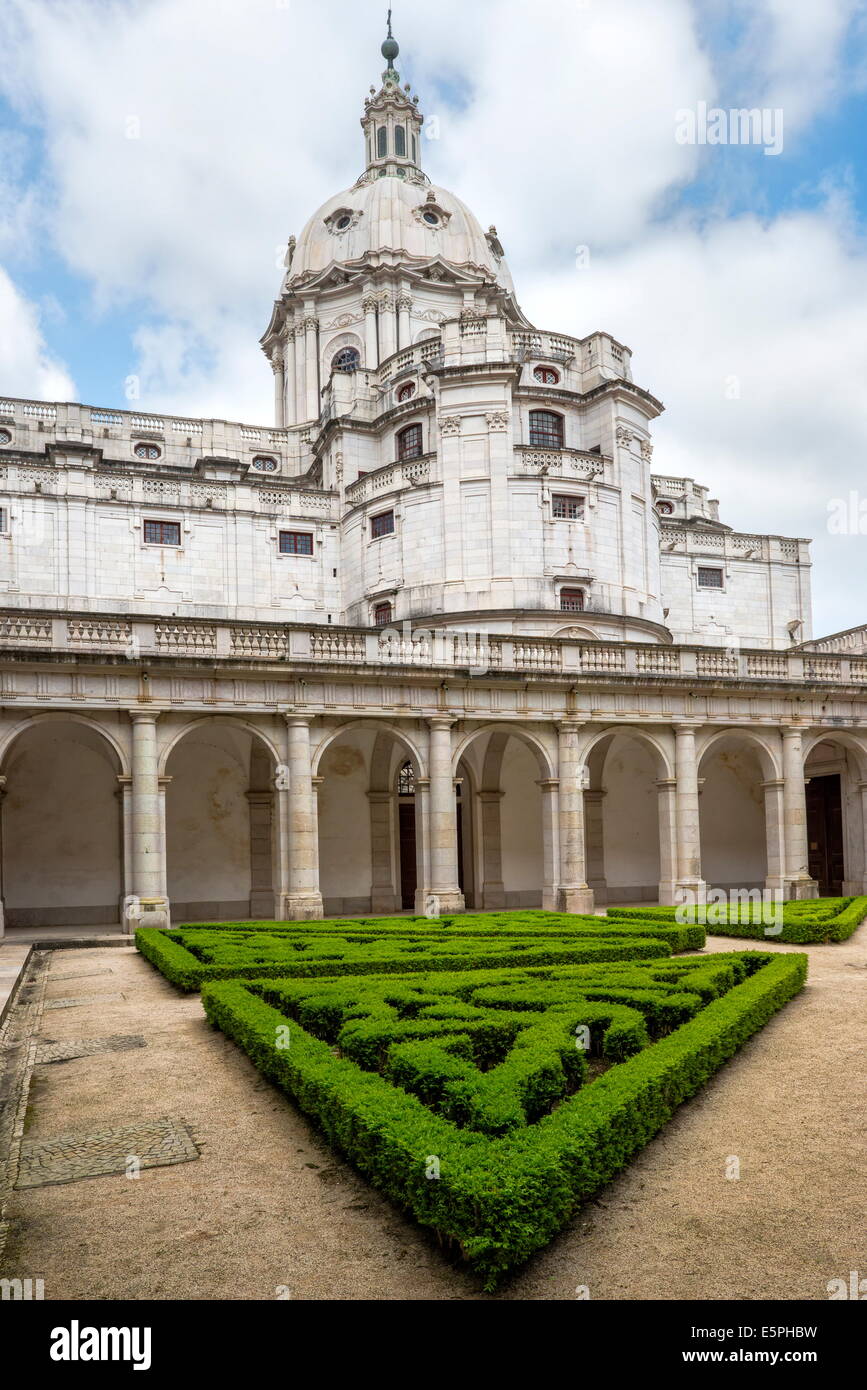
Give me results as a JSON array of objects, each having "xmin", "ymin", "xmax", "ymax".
[{"xmin": 0, "ymin": 0, "xmax": 866, "ymax": 637}]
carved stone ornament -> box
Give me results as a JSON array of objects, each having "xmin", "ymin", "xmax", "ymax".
[
  {"xmin": 486, "ymin": 411, "xmax": 509, "ymax": 432},
  {"xmin": 639, "ymin": 439, "xmax": 654, "ymax": 462},
  {"xmin": 615, "ymin": 425, "xmax": 634, "ymax": 447},
  {"xmin": 439, "ymin": 415, "xmax": 463, "ymax": 437}
]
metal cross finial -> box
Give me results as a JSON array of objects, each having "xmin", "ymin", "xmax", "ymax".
[{"xmin": 387, "ymin": 9, "xmax": 393, "ymax": 38}]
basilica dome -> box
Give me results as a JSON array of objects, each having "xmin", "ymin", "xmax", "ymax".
[{"xmin": 287, "ymin": 173, "xmax": 516, "ymax": 297}]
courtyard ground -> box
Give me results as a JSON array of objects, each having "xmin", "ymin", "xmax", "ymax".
[{"xmin": 0, "ymin": 923, "xmax": 864, "ymax": 1301}]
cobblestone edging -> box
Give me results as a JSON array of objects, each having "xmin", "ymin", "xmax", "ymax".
[
  {"xmin": 0, "ymin": 951, "xmax": 50, "ymax": 1264},
  {"xmin": 35, "ymin": 1035, "xmax": 147, "ymax": 1065},
  {"xmin": 16, "ymin": 1117, "xmax": 199, "ymax": 1189}
]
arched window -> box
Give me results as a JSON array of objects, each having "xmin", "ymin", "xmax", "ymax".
[
  {"xmin": 397, "ymin": 759, "xmax": 416, "ymax": 795},
  {"xmin": 533, "ymin": 366, "xmax": 560, "ymax": 385},
  {"xmin": 374, "ymin": 601, "xmax": 393, "ymax": 627},
  {"xmin": 332, "ymin": 347, "xmax": 360, "ymax": 373},
  {"xmin": 529, "ymin": 410, "xmax": 564, "ymax": 449},
  {"xmin": 560, "ymin": 588, "xmax": 585, "ymax": 612},
  {"xmin": 395, "ymin": 126, "xmax": 406, "ymax": 157},
  {"xmin": 396, "ymin": 382, "xmax": 416, "ymax": 403},
  {"xmin": 397, "ymin": 422, "xmax": 423, "ymax": 460},
  {"xmin": 412, "ymin": 134, "xmax": 417, "ymax": 163},
  {"xmin": 656, "ymin": 500, "xmax": 674, "ymax": 515},
  {"xmin": 134, "ymin": 442, "xmax": 161, "ymax": 459},
  {"xmin": 377, "ymin": 126, "xmax": 387, "ymax": 157}
]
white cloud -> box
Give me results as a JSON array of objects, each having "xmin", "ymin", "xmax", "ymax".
[{"xmin": 0, "ymin": 267, "xmax": 75, "ymax": 400}]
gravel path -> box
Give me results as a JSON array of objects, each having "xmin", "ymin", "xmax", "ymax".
[{"xmin": 1, "ymin": 927, "xmax": 864, "ymax": 1300}]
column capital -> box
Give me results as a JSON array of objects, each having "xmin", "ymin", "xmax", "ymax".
[
  {"xmin": 583, "ymin": 787, "xmax": 607, "ymax": 801},
  {"xmin": 478, "ymin": 788, "xmax": 506, "ymax": 802},
  {"xmin": 557, "ymin": 719, "xmax": 584, "ymax": 733},
  {"xmin": 284, "ymin": 713, "xmax": 313, "ymax": 728},
  {"xmin": 129, "ymin": 709, "xmax": 160, "ymax": 724},
  {"xmin": 428, "ymin": 715, "xmax": 456, "ymax": 730},
  {"xmin": 674, "ymin": 722, "xmax": 699, "ymax": 736},
  {"xmin": 761, "ymin": 778, "xmax": 785, "ymax": 790},
  {"xmin": 654, "ymin": 777, "xmax": 677, "ymax": 790},
  {"xmin": 537, "ymin": 778, "xmax": 560, "ymax": 792}
]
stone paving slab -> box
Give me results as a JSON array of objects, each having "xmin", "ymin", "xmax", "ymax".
[
  {"xmin": 16, "ymin": 1117, "xmax": 199, "ymax": 1189},
  {"xmin": 35, "ymin": 1035, "xmax": 147, "ymax": 1065},
  {"xmin": 50, "ymin": 968, "xmax": 114, "ymax": 982},
  {"xmin": 44, "ymin": 993, "xmax": 125, "ymax": 1011},
  {"xmin": 0, "ymin": 944, "xmax": 33, "ymax": 1025}
]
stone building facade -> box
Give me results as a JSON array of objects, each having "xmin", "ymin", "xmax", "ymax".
[{"xmin": 0, "ymin": 29, "xmax": 865, "ymax": 933}]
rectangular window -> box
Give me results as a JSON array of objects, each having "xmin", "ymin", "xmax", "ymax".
[
  {"xmin": 560, "ymin": 587, "xmax": 585, "ymax": 612},
  {"xmin": 552, "ymin": 494, "xmax": 584, "ymax": 520},
  {"xmin": 0, "ymin": 508, "xmax": 7, "ymax": 533},
  {"xmin": 371, "ymin": 510, "xmax": 395, "ymax": 539},
  {"xmin": 143, "ymin": 519, "xmax": 181, "ymax": 546},
  {"xmin": 697, "ymin": 566, "xmax": 724, "ymax": 589},
  {"xmin": 279, "ymin": 530, "xmax": 314, "ymax": 555}
]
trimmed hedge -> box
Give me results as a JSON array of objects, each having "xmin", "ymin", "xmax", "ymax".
[
  {"xmin": 202, "ymin": 949, "xmax": 806, "ymax": 1287},
  {"xmin": 606, "ymin": 895, "xmax": 867, "ymax": 944},
  {"xmin": 136, "ymin": 923, "xmax": 672, "ymax": 992}
]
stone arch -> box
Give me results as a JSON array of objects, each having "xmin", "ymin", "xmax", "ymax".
[
  {"xmin": 696, "ymin": 727, "xmax": 782, "ymax": 782},
  {"xmin": 453, "ymin": 722, "xmax": 556, "ymax": 780},
  {"xmin": 312, "ymin": 719, "xmax": 426, "ymax": 779},
  {"xmin": 801, "ymin": 730, "xmax": 867, "ymax": 893},
  {"xmin": 696, "ymin": 729, "xmax": 779, "ymax": 893},
  {"xmin": 323, "ymin": 331, "xmax": 364, "ymax": 373},
  {"xmin": 163, "ymin": 716, "xmax": 282, "ymax": 922},
  {"xmin": 1, "ymin": 715, "xmax": 126, "ymax": 928}
]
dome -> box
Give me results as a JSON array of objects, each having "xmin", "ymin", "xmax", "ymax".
[{"xmin": 287, "ymin": 174, "xmax": 516, "ymax": 296}]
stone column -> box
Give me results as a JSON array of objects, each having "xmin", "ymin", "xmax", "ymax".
[
  {"xmin": 0, "ymin": 775, "xmax": 6, "ymax": 938},
  {"xmin": 556, "ymin": 722, "xmax": 594, "ymax": 913},
  {"xmin": 782, "ymin": 726, "xmax": 818, "ymax": 898},
  {"xmin": 857, "ymin": 782, "xmax": 867, "ymax": 892},
  {"xmin": 397, "ymin": 290, "xmax": 412, "ymax": 349},
  {"xmin": 413, "ymin": 776, "xmax": 432, "ymax": 913},
  {"xmin": 293, "ymin": 321, "xmax": 305, "ymax": 424},
  {"xmin": 538, "ymin": 778, "xmax": 560, "ymax": 911},
  {"xmin": 283, "ymin": 716, "xmax": 324, "ymax": 919},
  {"xmin": 247, "ymin": 790, "xmax": 275, "ymax": 918},
  {"xmin": 584, "ymin": 788, "xmax": 607, "ymax": 904},
  {"xmin": 127, "ymin": 711, "xmax": 170, "ymax": 929},
  {"xmin": 283, "ymin": 332, "xmax": 296, "ymax": 427},
  {"xmin": 362, "ymin": 292, "xmax": 379, "ymax": 369},
  {"xmin": 272, "ymin": 347, "xmax": 286, "ymax": 428},
  {"xmin": 425, "ymin": 718, "xmax": 465, "ymax": 912},
  {"xmin": 368, "ymin": 790, "xmax": 398, "ymax": 913},
  {"xmin": 655, "ymin": 778, "xmax": 679, "ymax": 905},
  {"xmin": 303, "ymin": 314, "xmax": 320, "ymax": 423},
  {"xmin": 379, "ymin": 291, "xmax": 396, "ymax": 362},
  {"xmin": 761, "ymin": 778, "xmax": 787, "ymax": 894},
  {"xmin": 478, "ymin": 789, "xmax": 505, "ymax": 909},
  {"xmin": 674, "ymin": 724, "xmax": 706, "ymax": 900},
  {"xmin": 116, "ymin": 774, "xmax": 133, "ymax": 926}
]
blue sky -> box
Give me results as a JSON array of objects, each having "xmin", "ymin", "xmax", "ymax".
[{"xmin": 1, "ymin": 0, "xmax": 866, "ymax": 634}]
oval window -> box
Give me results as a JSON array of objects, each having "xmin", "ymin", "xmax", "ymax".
[
  {"xmin": 396, "ymin": 382, "xmax": 416, "ymax": 403},
  {"xmin": 423, "ymin": 210, "xmax": 440, "ymax": 226},
  {"xmin": 336, "ymin": 214, "xmax": 352, "ymax": 230},
  {"xmin": 252, "ymin": 456, "xmax": 278, "ymax": 471},
  {"xmin": 0, "ymin": 428, "xmax": 11, "ymax": 445},
  {"xmin": 133, "ymin": 442, "xmax": 161, "ymax": 459},
  {"xmin": 534, "ymin": 366, "xmax": 560, "ymax": 385}
]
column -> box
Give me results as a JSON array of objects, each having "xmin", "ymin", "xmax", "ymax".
[
  {"xmin": 293, "ymin": 321, "xmax": 306, "ymax": 424},
  {"xmin": 272, "ymin": 347, "xmax": 286, "ymax": 428},
  {"xmin": 304, "ymin": 312, "xmax": 320, "ymax": 423},
  {"xmin": 0, "ymin": 775, "xmax": 6, "ymax": 938},
  {"xmin": 127, "ymin": 712, "xmax": 170, "ymax": 930},
  {"xmin": 782, "ymin": 725, "xmax": 818, "ymax": 898},
  {"xmin": 379, "ymin": 290, "xmax": 396, "ymax": 362},
  {"xmin": 283, "ymin": 715, "xmax": 323, "ymax": 919},
  {"xmin": 362, "ymin": 291, "xmax": 379, "ymax": 368},
  {"xmin": 425, "ymin": 718, "xmax": 465, "ymax": 913},
  {"xmin": 397, "ymin": 289, "xmax": 412, "ymax": 349},
  {"xmin": 761, "ymin": 778, "xmax": 787, "ymax": 894},
  {"xmin": 655, "ymin": 778, "xmax": 679, "ymax": 905},
  {"xmin": 857, "ymin": 782, "xmax": 867, "ymax": 892},
  {"xmin": 538, "ymin": 778, "xmax": 560, "ymax": 911},
  {"xmin": 283, "ymin": 332, "xmax": 296, "ymax": 427},
  {"xmin": 556, "ymin": 722, "xmax": 594, "ymax": 913},
  {"xmin": 247, "ymin": 790, "xmax": 275, "ymax": 918},
  {"xmin": 584, "ymin": 788, "xmax": 607, "ymax": 904},
  {"xmin": 674, "ymin": 724, "xmax": 706, "ymax": 900},
  {"xmin": 478, "ymin": 789, "xmax": 505, "ymax": 909},
  {"xmin": 368, "ymin": 790, "xmax": 398, "ymax": 913},
  {"xmin": 413, "ymin": 776, "xmax": 432, "ymax": 913}
]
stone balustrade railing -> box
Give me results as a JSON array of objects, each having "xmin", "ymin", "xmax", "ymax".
[
  {"xmin": 659, "ymin": 525, "xmax": 805, "ymax": 563},
  {"xmin": 513, "ymin": 445, "xmax": 607, "ymax": 479},
  {"xmin": 344, "ymin": 452, "xmax": 439, "ymax": 506},
  {"xmin": 2, "ymin": 610, "xmax": 867, "ymax": 686}
]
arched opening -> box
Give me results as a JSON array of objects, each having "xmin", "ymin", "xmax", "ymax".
[
  {"xmin": 1, "ymin": 719, "xmax": 123, "ymax": 928},
  {"xmin": 456, "ymin": 728, "xmax": 552, "ymax": 909},
  {"xmin": 583, "ymin": 730, "xmax": 673, "ymax": 906},
  {"xmin": 165, "ymin": 721, "xmax": 278, "ymax": 922},
  {"xmin": 803, "ymin": 736, "xmax": 867, "ymax": 894},
  {"xmin": 528, "ymin": 409, "xmax": 564, "ymax": 449},
  {"xmin": 697, "ymin": 734, "xmax": 770, "ymax": 893}
]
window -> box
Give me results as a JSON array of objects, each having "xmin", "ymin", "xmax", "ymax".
[
  {"xmin": 552, "ymin": 494, "xmax": 583, "ymax": 520},
  {"xmin": 252, "ymin": 455, "xmax": 278, "ymax": 471},
  {"xmin": 333, "ymin": 347, "xmax": 360, "ymax": 373},
  {"xmin": 397, "ymin": 759, "xmax": 415, "ymax": 795},
  {"xmin": 560, "ymin": 587, "xmax": 585, "ymax": 612},
  {"xmin": 423, "ymin": 210, "xmax": 440, "ymax": 226},
  {"xmin": 533, "ymin": 366, "xmax": 560, "ymax": 385},
  {"xmin": 374, "ymin": 601, "xmax": 393, "ymax": 627},
  {"xmin": 336, "ymin": 214, "xmax": 352, "ymax": 230},
  {"xmin": 697, "ymin": 567, "xmax": 724, "ymax": 589},
  {"xmin": 371, "ymin": 510, "xmax": 395, "ymax": 539},
  {"xmin": 656, "ymin": 500, "xmax": 674, "ymax": 515},
  {"xmin": 279, "ymin": 530, "xmax": 314, "ymax": 555},
  {"xmin": 143, "ymin": 519, "xmax": 180, "ymax": 546},
  {"xmin": 412, "ymin": 134, "xmax": 417, "ymax": 163},
  {"xmin": 0, "ymin": 429, "xmax": 11, "ymax": 445},
  {"xmin": 396, "ymin": 382, "xmax": 416, "ymax": 403},
  {"xmin": 134, "ymin": 442, "xmax": 161, "ymax": 460},
  {"xmin": 528, "ymin": 410, "xmax": 564, "ymax": 449},
  {"xmin": 397, "ymin": 423, "xmax": 423, "ymax": 460},
  {"xmin": 395, "ymin": 126, "xmax": 406, "ymax": 157},
  {"xmin": 377, "ymin": 126, "xmax": 387, "ymax": 157},
  {"xmin": 0, "ymin": 507, "xmax": 7, "ymax": 532}
]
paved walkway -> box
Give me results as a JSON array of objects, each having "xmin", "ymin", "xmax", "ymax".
[{"xmin": 0, "ymin": 926, "xmax": 864, "ymax": 1300}]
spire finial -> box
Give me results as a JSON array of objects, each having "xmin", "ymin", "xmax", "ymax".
[{"xmin": 381, "ymin": 8, "xmax": 399, "ymax": 68}]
